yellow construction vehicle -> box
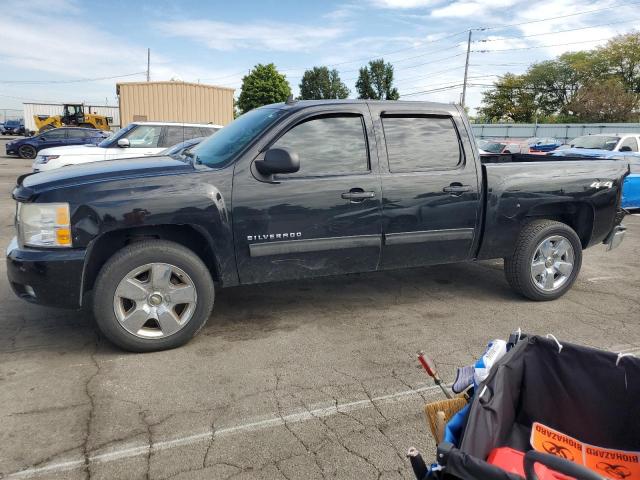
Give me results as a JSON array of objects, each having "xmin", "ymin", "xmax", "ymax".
[{"xmin": 34, "ymin": 104, "xmax": 111, "ymax": 133}]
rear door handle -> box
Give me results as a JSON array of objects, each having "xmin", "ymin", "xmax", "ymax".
[
  {"xmin": 342, "ymin": 189, "xmax": 376, "ymax": 202},
  {"xmin": 443, "ymin": 184, "xmax": 471, "ymax": 194}
]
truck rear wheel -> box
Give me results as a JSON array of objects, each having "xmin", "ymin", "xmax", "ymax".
[
  {"xmin": 93, "ymin": 240, "xmax": 214, "ymax": 352},
  {"xmin": 504, "ymin": 219, "xmax": 582, "ymax": 301}
]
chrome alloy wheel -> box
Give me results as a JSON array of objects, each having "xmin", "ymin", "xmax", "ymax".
[
  {"xmin": 113, "ymin": 263, "xmax": 197, "ymax": 338},
  {"xmin": 530, "ymin": 235, "xmax": 575, "ymax": 292}
]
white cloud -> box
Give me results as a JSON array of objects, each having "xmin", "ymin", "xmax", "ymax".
[
  {"xmin": 155, "ymin": 19, "xmax": 345, "ymax": 52},
  {"xmin": 431, "ymin": 0, "xmax": 521, "ymax": 18},
  {"xmin": 370, "ymin": 0, "xmax": 439, "ymax": 8}
]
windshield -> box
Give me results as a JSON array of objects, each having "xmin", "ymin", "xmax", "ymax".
[
  {"xmin": 6, "ymin": 120, "xmax": 20, "ymax": 126},
  {"xmin": 570, "ymin": 135, "xmax": 620, "ymax": 150},
  {"xmin": 190, "ymin": 108, "xmax": 287, "ymax": 167},
  {"xmin": 98, "ymin": 123, "xmax": 136, "ymax": 147}
]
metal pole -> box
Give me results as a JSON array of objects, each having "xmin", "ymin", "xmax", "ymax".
[
  {"xmin": 461, "ymin": 30, "xmax": 472, "ymax": 107},
  {"xmin": 146, "ymin": 48, "xmax": 150, "ymax": 82}
]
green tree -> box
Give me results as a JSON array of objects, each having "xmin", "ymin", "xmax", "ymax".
[
  {"xmin": 478, "ymin": 73, "xmax": 537, "ymax": 122},
  {"xmin": 299, "ymin": 66, "xmax": 349, "ymax": 100},
  {"xmin": 237, "ymin": 63, "xmax": 291, "ymax": 113},
  {"xmin": 567, "ymin": 78, "xmax": 639, "ymax": 122},
  {"xmin": 598, "ymin": 32, "xmax": 640, "ymax": 93},
  {"xmin": 355, "ymin": 59, "xmax": 399, "ymax": 100}
]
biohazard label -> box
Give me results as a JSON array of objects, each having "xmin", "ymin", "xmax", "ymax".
[
  {"xmin": 530, "ymin": 422, "xmax": 640, "ymax": 480},
  {"xmin": 530, "ymin": 422, "xmax": 583, "ymax": 464}
]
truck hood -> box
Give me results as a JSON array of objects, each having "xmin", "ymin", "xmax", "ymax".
[{"xmin": 16, "ymin": 156, "xmax": 194, "ymax": 199}]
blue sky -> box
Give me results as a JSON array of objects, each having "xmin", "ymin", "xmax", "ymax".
[{"xmin": 0, "ymin": 0, "xmax": 636, "ymax": 114}]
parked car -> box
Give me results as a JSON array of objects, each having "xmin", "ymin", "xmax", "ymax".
[
  {"xmin": 161, "ymin": 136, "xmax": 205, "ymax": 157},
  {"xmin": 2, "ymin": 119, "xmax": 26, "ymax": 136},
  {"xmin": 7, "ymin": 100, "xmax": 628, "ymax": 352},
  {"xmin": 5, "ymin": 127, "xmax": 110, "ymax": 159},
  {"xmin": 478, "ymin": 140, "xmax": 523, "ymax": 154},
  {"xmin": 32, "ymin": 122, "xmax": 221, "ymax": 172},
  {"xmin": 526, "ymin": 137, "xmax": 562, "ymax": 153},
  {"xmin": 551, "ymin": 148, "xmax": 640, "ymax": 210},
  {"xmin": 562, "ymin": 133, "xmax": 640, "ymax": 153}
]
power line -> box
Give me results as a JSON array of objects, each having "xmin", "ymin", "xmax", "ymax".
[
  {"xmin": 475, "ymin": 17, "xmax": 640, "ymax": 43},
  {"xmin": 473, "ymin": 37, "xmax": 614, "ymax": 53},
  {"xmin": 479, "ymin": 1, "xmax": 640, "ymax": 31},
  {"xmin": 0, "ymin": 71, "xmax": 146, "ymax": 85}
]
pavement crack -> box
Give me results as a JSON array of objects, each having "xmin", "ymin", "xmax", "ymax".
[{"xmin": 82, "ymin": 335, "xmax": 101, "ymax": 480}]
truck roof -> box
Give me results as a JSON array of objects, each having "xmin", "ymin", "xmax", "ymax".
[
  {"xmin": 265, "ymin": 99, "xmax": 460, "ymax": 114},
  {"xmin": 131, "ymin": 121, "xmax": 223, "ymax": 128}
]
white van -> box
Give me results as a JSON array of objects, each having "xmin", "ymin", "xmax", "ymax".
[{"xmin": 33, "ymin": 122, "xmax": 221, "ymax": 172}]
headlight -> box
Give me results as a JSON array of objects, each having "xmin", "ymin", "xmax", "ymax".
[
  {"xmin": 17, "ymin": 203, "xmax": 72, "ymax": 248},
  {"xmin": 35, "ymin": 154, "xmax": 60, "ymax": 164}
]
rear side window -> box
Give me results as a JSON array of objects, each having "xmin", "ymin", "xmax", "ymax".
[
  {"xmin": 67, "ymin": 129, "xmax": 87, "ymax": 138},
  {"xmin": 162, "ymin": 126, "xmax": 187, "ymax": 147},
  {"xmin": 199, "ymin": 127, "xmax": 217, "ymax": 137},
  {"xmin": 272, "ymin": 114, "xmax": 369, "ymax": 177},
  {"xmin": 382, "ymin": 115, "xmax": 461, "ymax": 172}
]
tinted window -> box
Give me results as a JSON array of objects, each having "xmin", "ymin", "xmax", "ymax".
[
  {"xmin": 162, "ymin": 126, "xmax": 187, "ymax": 148},
  {"xmin": 67, "ymin": 129, "xmax": 88, "ymax": 138},
  {"xmin": 199, "ymin": 127, "xmax": 218, "ymax": 137},
  {"xmin": 620, "ymin": 137, "xmax": 638, "ymax": 152},
  {"xmin": 382, "ymin": 116, "xmax": 461, "ymax": 172},
  {"xmin": 41, "ymin": 129, "xmax": 66, "ymax": 140},
  {"xmin": 272, "ymin": 115, "xmax": 368, "ymax": 177},
  {"xmin": 124, "ymin": 125, "xmax": 162, "ymax": 148}
]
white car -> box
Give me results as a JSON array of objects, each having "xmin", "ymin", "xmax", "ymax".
[
  {"xmin": 33, "ymin": 122, "xmax": 221, "ymax": 172},
  {"xmin": 564, "ymin": 133, "xmax": 640, "ymax": 152}
]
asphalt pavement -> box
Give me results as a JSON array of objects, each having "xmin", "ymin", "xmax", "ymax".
[{"xmin": 1, "ymin": 136, "xmax": 639, "ymax": 479}]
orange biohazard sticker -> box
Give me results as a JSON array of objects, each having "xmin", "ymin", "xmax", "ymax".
[
  {"xmin": 584, "ymin": 445, "xmax": 640, "ymax": 480},
  {"xmin": 530, "ymin": 422, "xmax": 640, "ymax": 480},
  {"xmin": 530, "ymin": 422, "xmax": 583, "ymax": 464}
]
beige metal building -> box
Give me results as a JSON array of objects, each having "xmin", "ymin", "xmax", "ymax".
[{"xmin": 116, "ymin": 81, "xmax": 234, "ymax": 127}]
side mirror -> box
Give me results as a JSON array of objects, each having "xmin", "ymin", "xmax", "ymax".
[
  {"xmin": 39, "ymin": 136, "xmax": 46, "ymax": 141},
  {"xmin": 117, "ymin": 138, "xmax": 130, "ymax": 148},
  {"xmin": 255, "ymin": 148, "xmax": 300, "ymax": 175},
  {"xmin": 619, "ymin": 145, "xmax": 632, "ymax": 152}
]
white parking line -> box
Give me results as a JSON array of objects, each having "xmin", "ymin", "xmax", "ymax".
[{"xmin": 4, "ymin": 383, "xmax": 444, "ymax": 478}]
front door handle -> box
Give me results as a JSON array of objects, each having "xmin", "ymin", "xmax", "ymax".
[
  {"xmin": 342, "ymin": 189, "xmax": 376, "ymax": 202},
  {"xmin": 443, "ymin": 184, "xmax": 471, "ymax": 195}
]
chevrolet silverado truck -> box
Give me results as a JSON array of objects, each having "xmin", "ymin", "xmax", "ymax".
[{"xmin": 7, "ymin": 100, "xmax": 629, "ymax": 352}]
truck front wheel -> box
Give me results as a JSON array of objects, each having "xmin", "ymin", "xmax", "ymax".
[
  {"xmin": 93, "ymin": 240, "xmax": 215, "ymax": 352},
  {"xmin": 504, "ymin": 220, "xmax": 582, "ymax": 301}
]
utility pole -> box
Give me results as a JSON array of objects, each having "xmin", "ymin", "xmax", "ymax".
[
  {"xmin": 461, "ymin": 30, "xmax": 472, "ymax": 108},
  {"xmin": 146, "ymin": 48, "xmax": 150, "ymax": 82}
]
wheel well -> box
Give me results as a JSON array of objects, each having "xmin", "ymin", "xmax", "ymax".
[
  {"xmin": 525, "ymin": 202, "xmax": 594, "ymax": 248},
  {"xmin": 82, "ymin": 225, "xmax": 220, "ymax": 295}
]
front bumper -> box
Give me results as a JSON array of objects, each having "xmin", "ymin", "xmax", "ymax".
[
  {"xmin": 6, "ymin": 145, "xmax": 17, "ymax": 155},
  {"xmin": 6, "ymin": 237, "xmax": 86, "ymax": 308},
  {"xmin": 604, "ymin": 225, "xmax": 626, "ymax": 251}
]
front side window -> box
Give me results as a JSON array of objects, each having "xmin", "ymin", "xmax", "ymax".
[
  {"xmin": 124, "ymin": 125, "xmax": 162, "ymax": 148},
  {"xmin": 272, "ymin": 115, "xmax": 369, "ymax": 177},
  {"xmin": 382, "ymin": 115, "xmax": 461, "ymax": 172},
  {"xmin": 41, "ymin": 129, "xmax": 66, "ymax": 140}
]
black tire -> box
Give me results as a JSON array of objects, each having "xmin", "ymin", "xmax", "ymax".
[
  {"xmin": 18, "ymin": 144, "xmax": 37, "ymax": 159},
  {"xmin": 504, "ymin": 219, "xmax": 582, "ymax": 301},
  {"xmin": 93, "ymin": 240, "xmax": 215, "ymax": 352}
]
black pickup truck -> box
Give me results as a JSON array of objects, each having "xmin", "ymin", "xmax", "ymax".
[{"xmin": 7, "ymin": 100, "xmax": 628, "ymax": 352}]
